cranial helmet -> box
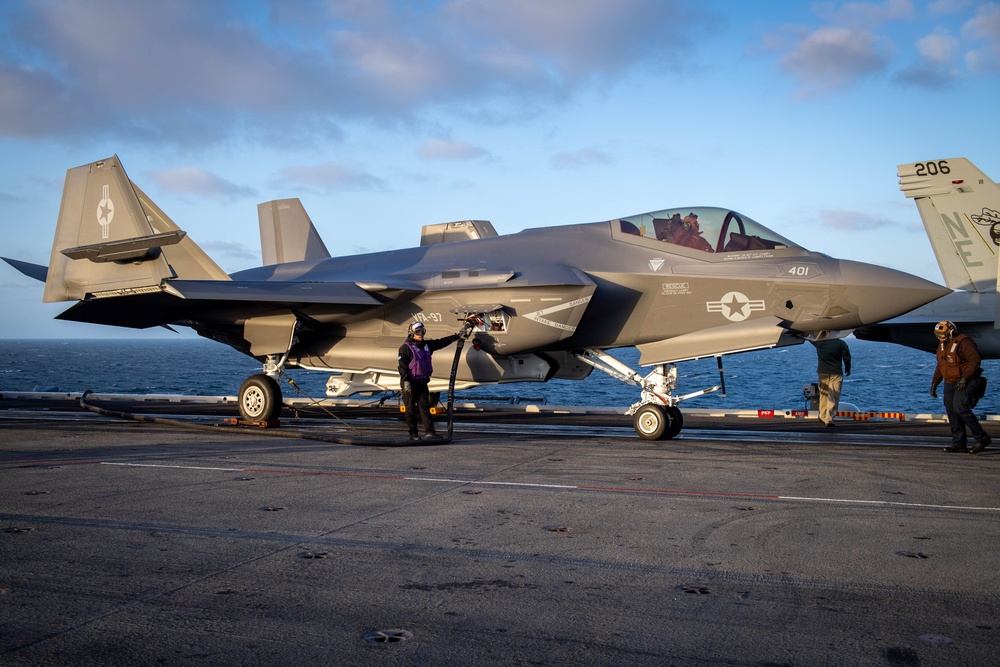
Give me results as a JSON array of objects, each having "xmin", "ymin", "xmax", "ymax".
[
  {"xmin": 408, "ymin": 321, "xmax": 426, "ymax": 335},
  {"xmin": 934, "ymin": 320, "xmax": 956, "ymax": 339}
]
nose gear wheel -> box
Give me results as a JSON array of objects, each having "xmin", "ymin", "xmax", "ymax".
[
  {"xmin": 632, "ymin": 404, "xmax": 684, "ymax": 441},
  {"xmin": 634, "ymin": 404, "xmax": 668, "ymax": 440}
]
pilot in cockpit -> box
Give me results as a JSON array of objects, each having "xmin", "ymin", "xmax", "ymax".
[
  {"xmin": 669, "ymin": 213, "xmax": 713, "ymax": 252},
  {"xmin": 656, "ymin": 213, "xmax": 683, "ymax": 241}
]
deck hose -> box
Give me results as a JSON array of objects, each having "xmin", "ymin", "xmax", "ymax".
[{"xmin": 78, "ymin": 331, "xmax": 468, "ymax": 447}]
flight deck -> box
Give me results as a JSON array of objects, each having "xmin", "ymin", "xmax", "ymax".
[{"xmin": 1, "ymin": 395, "xmax": 998, "ymax": 665}]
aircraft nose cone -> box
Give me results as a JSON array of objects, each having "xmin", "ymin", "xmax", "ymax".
[
  {"xmin": 836, "ymin": 260, "xmax": 950, "ymax": 327},
  {"xmin": 778, "ymin": 260, "xmax": 949, "ymax": 332}
]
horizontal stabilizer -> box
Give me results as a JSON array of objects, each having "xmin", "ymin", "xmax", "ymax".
[
  {"xmin": 164, "ymin": 280, "xmax": 382, "ymax": 305},
  {"xmin": 2, "ymin": 257, "xmax": 48, "ymax": 282},
  {"xmin": 637, "ymin": 316, "xmax": 801, "ymax": 365},
  {"xmin": 62, "ymin": 231, "xmax": 186, "ymax": 263}
]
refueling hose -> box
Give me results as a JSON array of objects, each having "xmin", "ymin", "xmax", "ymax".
[
  {"xmin": 78, "ymin": 331, "xmax": 469, "ymax": 447},
  {"xmin": 444, "ymin": 333, "xmax": 466, "ymax": 440}
]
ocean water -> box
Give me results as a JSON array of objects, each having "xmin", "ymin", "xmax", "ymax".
[{"xmin": 1, "ymin": 337, "xmax": 996, "ymax": 415}]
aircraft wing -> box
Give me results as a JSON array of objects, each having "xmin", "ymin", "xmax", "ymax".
[
  {"xmin": 1, "ymin": 257, "xmax": 48, "ymax": 282},
  {"xmin": 51, "ymin": 279, "xmax": 392, "ymax": 330},
  {"xmin": 636, "ymin": 316, "xmax": 802, "ymax": 366}
]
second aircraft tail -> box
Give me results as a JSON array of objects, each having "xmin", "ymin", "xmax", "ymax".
[{"xmin": 898, "ymin": 158, "xmax": 1000, "ymax": 293}]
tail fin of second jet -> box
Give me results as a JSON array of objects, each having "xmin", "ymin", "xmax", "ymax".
[{"xmin": 898, "ymin": 158, "xmax": 1000, "ymax": 293}]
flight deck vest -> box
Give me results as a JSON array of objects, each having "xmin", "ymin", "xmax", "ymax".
[{"xmin": 406, "ymin": 342, "xmax": 434, "ymax": 381}]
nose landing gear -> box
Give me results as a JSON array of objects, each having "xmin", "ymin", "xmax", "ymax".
[{"xmin": 574, "ymin": 349, "xmax": 723, "ymax": 440}]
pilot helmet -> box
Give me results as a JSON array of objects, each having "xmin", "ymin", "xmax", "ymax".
[
  {"xmin": 408, "ymin": 321, "xmax": 426, "ymax": 336},
  {"xmin": 934, "ymin": 320, "xmax": 956, "ymax": 340}
]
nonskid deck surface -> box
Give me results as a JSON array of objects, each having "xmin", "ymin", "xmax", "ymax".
[{"xmin": 1, "ymin": 395, "xmax": 998, "ymax": 666}]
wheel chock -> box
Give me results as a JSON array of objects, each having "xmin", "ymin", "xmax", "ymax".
[{"xmin": 223, "ymin": 417, "xmax": 281, "ymax": 428}]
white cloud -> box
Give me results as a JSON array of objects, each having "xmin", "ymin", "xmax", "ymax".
[
  {"xmin": 0, "ymin": 0, "xmax": 710, "ymax": 146},
  {"xmin": 550, "ymin": 148, "xmax": 612, "ymax": 170},
  {"xmin": 333, "ymin": 31, "xmax": 461, "ymax": 105},
  {"xmin": 418, "ymin": 138, "xmax": 490, "ymax": 161},
  {"xmin": 780, "ymin": 27, "xmax": 890, "ymax": 96},
  {"xmin": 928, "ymin": 0, "xmax": 976, "ymax": 14},
  {"xmin": 764, "ymin": 0, "xmax": 997, "ymax": 94},
  {"xmin": 893, "ymin": 29, "xmax": 961, "ymax": 87},
  {"xmin": 815, "ymin": 209, "xmax": 900, "ymax": 231},
  {"xmin": 0, "ymin": 64, "xmax": 69, "ymax": 137},
  {"xmin": 148, "ymin": 167, "xmax": 256, "ymax": 201},
  {"xmin": 443, "ymin": 0, "xmax": 704, "ymax": 78},
  {"xmin": 962, "ymin": 2, "xmax": 1000, "ymax": 73},
  {"xmin": 917, "ymin": 31, "xmax": 959, "ymax": 64},
  {"xmin": 816, "ymin": 0, "xmax": 915, "ymax": 27},
  {"xmin": 199, "ymin": 239, "xmax": 259, "ymax": 262},
  {"xmin": 270, "ymin": 162, "xmax": 386, "ymax": 194}
]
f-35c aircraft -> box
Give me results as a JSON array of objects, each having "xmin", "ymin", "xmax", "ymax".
[
  {"xmin": 3, "ymin": 156, "xmax": 949, "ymax": 439},
  {"xmin": 854, "ymin": 158, "xmax": 1000, "ymax": 357}
]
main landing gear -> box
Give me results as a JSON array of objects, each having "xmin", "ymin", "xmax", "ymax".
[
  {"xmin": 238, "ymin": 354, "xmax": 286, "ymax": 422},
  {"xmin": 574, "ymin": 349, "xmax": 724, "ymax": 441}
]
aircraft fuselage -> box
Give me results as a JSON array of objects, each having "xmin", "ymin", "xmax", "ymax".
[{"xmin": 198, "ymin": 214, "xmax": 947, "ymax": 387}]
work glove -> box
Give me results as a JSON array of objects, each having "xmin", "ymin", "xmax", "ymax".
[
  {"xmin": 401, "ymin": 380, "xmax": 412, "ymax": 395},
  {"xmin": 930, "ymin": 384, "xmax": 938, "ymax": 398},
  {"xmin": 956, "ymin": 378, "xmax": 967, "ymax": 391}
]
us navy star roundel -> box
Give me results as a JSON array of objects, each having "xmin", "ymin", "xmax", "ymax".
[{"xmin": 706, "ymin": 291, "xmax": 765, "ymax": 322}]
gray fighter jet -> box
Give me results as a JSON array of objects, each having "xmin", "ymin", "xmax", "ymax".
[
  {"xmin": 2, "ymin": 156, "xmax": 949, "ymax": 438},
  {"xmin": 855, "ymin": 158, "xmax": 1000, "ymax": 356}
]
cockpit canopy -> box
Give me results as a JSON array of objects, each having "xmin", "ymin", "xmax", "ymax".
[{"xmin": 618, "ymin": 207, "xmax": 797, "ymax": 254}]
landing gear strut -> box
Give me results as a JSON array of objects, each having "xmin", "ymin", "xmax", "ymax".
[{"xmin": 574, "ymin": 349, "xmax": 721, "ymax": 440}]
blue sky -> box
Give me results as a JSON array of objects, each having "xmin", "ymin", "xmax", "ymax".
[{"xmin": 1, "ymin": 0, "xmax": 998, "ymax": 339}]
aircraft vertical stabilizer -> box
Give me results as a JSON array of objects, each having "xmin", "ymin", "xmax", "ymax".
[
  {"xmin": 43, "ymin": 155, "xmax": 229, "ymax": 303},
  {"xmin": 258, "ymin": 199, "xmax": 331, "ymax": 265},
  {"xmin": 898, "ymin": 158, "xmax": 1000, "ymax": 293}
]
